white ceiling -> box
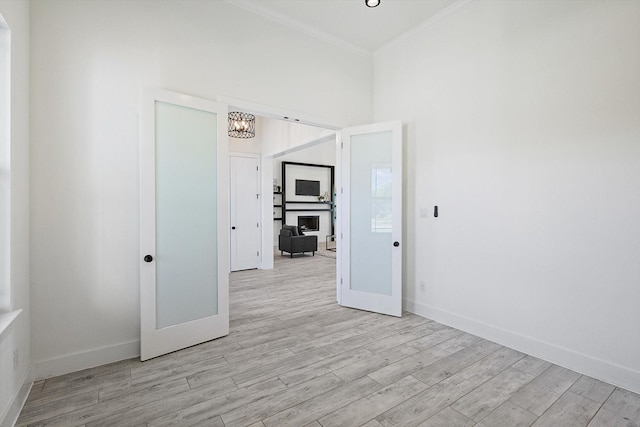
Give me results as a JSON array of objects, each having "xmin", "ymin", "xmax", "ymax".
[{"xmin": 226, "ymin": 0, "xmax": 462, "ymax": 55}]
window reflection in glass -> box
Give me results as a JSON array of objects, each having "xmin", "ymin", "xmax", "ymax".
[{"xmin": 371, "ymin": 165, "xmax": 392, "ymax": 233}]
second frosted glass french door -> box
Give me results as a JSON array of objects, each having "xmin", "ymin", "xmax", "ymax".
[{"xmin": 339, "ymin": 121, "xmax": 402, "ymax": 317}]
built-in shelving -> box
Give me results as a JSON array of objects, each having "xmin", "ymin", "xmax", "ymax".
[
  {"xmin": 285, "ymin": 201, "xmax": 332, "ymax": 204},
  {"xmin": 282, "ymin": 161, "xmax": 335, "ymax": 235},
  {"xmin": 273, "ymin": 191, "xmax": 283, "ymax": 222}
]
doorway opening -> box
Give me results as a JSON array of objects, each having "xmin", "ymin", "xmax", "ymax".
[
  {"xmin": 270, "ymin": 133, "xmax": 336, "ymax": 258},
  {"xmin": 221, "ymin": 95, "xmax": 342, "ymax": 271},
  {"xmin": 226, "ymin": 112, "xmax": 340, "ymax": 336},
  {"xmin": 222, "ymin": 98, "xmax": 343, "ymax": 340}
]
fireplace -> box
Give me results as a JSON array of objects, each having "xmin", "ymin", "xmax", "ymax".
[{"xmin": 298, "ymin": 215, "xmax": 319, "ymax": 232}]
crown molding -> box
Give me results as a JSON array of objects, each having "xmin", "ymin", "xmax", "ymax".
[
  {"xmin": 374, "ymin": 0, "xmax": 474, "ymax": 57},
  {"xmin": 224, "ymin": 0, "xmax": 372, "ymax": 58}
]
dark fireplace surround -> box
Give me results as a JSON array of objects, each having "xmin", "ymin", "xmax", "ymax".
[{"xmin": 298, "ymin": 216, "xmax": 319, "ymax": 232}]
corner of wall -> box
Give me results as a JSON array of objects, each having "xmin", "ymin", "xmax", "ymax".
[{"xmin": 405, "ymin": 298, "xmax": 640, "ymax": 395}]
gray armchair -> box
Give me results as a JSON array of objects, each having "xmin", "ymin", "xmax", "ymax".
[{"xmin": 279, "ymin": 225, "xmax": 318, "ymax": 257}]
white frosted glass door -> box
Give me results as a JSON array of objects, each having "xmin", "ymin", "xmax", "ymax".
[
  {"xmin": 339, "ymin": 121, "xmax": 402, "ymax": 317},
  {"xmin": 140, "ymin": 89, "xmax": 229, "ymax": 361}
]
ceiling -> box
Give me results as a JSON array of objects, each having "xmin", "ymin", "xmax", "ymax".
[{"xmin": 226, "ymin": 0, "xmax": 462, "ymax": 55}]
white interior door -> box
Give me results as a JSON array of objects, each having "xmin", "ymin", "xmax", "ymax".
[
  {"xmin": 230, "ymin": 155, "xmax": 260, "ymax": 271},
  {"xmin": 140, "ymin": 89, "xmax": 229, "ymax": 361},
  {"xmin": 339, "ymin": 121, "xmax": 403, "ymax": 317}
]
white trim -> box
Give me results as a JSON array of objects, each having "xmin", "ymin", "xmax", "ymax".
[
  {"xmin": 0, "ymin": 309, "xmax": 20, "ymax": 341},
  {"xmin": 375, "ymin": 0, "xmax": 473, "ymax": 57},
  {"xmin": 260, "ymin": 158, "xmax": 274, "ymax": 270},
  {"xmin": 405, "ymin": 298, "xmax": 640, "ymax": 395},
  {"xmin": 0, "ymin": 14, "xmax": 11, "ymax": 312},
  {"xmin": 224, "ymin": 0, "xmax": 473, "ymax": 60},
  {"xmin": 0, "ymin": 364, "xmax": 32, "ymax": 427},
  {"xmin": 229, "ymin": 152, "xmax": 261, "ymax": 159},
  {"xmin": 223, "ymin": 0, "xmax": 371, "ymax": 58},
  {"xmin": 271, "ymin": 133, "xmax": 335, "ymax": 159},
  {"xmin": 217, "ymin": 95, "xmax": 347, "ymax": 131},
  {"xmin": 335, "ymin": 132, "xmax": 342, "ymax": 305},
  {"xmin": 33, "ymin": 340, "xmax": 139, "ymax": 381}
]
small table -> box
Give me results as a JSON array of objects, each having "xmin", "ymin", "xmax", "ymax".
[{"xmin": 325, "ymin": 235, "xmax": 336, "ymax": 252}]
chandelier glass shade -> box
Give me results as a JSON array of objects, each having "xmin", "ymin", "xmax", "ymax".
[{"xmin": 228, "ymin": 112, "xmax": 256, "ymax": 138}]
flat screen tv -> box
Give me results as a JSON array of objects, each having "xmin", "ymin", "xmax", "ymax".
[{"xmin": 295, "ymin": 179, "xmax": 320, "ymax": 196}]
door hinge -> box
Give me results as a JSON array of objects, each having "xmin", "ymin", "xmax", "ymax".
[
  {"xmin": 256, "ymin": 166, "xmax": 259, "ymax": 171},
  {"xmin": 256, "ymin": 194, "xmax": 260, "ymax": 199},
  {"xmin": 257, "ymin": 251, "xmax": 259, "ymax": 256},
  {"xmin": 341, "ymin": 233, "xmax": 343, "ymax": 239},
  {"xmin": 340, "ymin": 278, "xmax": 343, "ymax": 284},
  {"xmin": 257, "ymin": 222, "xmax": 259, "ymax": 228},
  {"xmin": 341, "ymin": 142, "xmax": 344, "ymax": 149}
]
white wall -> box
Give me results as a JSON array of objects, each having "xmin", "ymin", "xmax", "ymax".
[
  {"xmin": 374, "ymin": 0, "xmax": 640, "ymax": 392},
  {"xmin": 262, "ymin": 118, "xmax": 335, "ymax": 157},
  {"xmin": 29, "ymin": 0, "xmax": 372, "ymax": 377},
  {"xmin": 274, "ymin": 140, "xmax": 337, "ymax": 187},
  {"xmin": 0, "ymin": 0, "xmax": 30, "ymax": 423}
]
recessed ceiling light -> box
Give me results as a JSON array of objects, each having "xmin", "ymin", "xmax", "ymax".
[{"xmin": 365, "ymin": 0, "xmax": 380, "ymax": 7}]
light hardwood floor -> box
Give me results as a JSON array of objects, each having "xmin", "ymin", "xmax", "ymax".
[{"xmin": 17, "ymin": 253, "xmax": 640, "ymax": 426}]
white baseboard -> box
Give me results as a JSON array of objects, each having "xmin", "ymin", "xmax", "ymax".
[
  {"xmin": 404, "ymin": 298, "xmax": 640, "ymax": 395},
  {"xmin": 33, "ymin": 340, "xmax": 140, "ymax": 381},
  {"xmin": 0, "ymin": 364, "xmax": 32, "ymax": 427}
]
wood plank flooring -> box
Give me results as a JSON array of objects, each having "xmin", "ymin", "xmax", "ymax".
[{"xmin": 17, "ymin": 253, "xmax": 640, "ymax": 426}]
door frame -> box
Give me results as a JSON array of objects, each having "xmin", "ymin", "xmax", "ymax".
[
  {"xmin": 229, "ymin": 152, "xmax": 261, "ymax": 271},
  {"xmin": 220, "ymin": 98, "xmax": 403, "ymax": 318},
  {"xmin": 218, "ymin": 96, "xmax": 345, "ymax": 270}
]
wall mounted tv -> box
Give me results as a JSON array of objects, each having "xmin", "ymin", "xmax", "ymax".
[{"xmin": 295, "ymin": 179, "xmax": 321, "ymax": 196}]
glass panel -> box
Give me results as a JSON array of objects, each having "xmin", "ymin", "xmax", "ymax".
[
  {"xmin": 155, "ymin": 101, "xmax": 218, "ymax": 329},
  {"xmin": 371, "ymin": 166, "xmax": 392, "ymax": 233},
  {"xmin": 350, "ymin": 130, "xmax": 393, "ymax": 296}
]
